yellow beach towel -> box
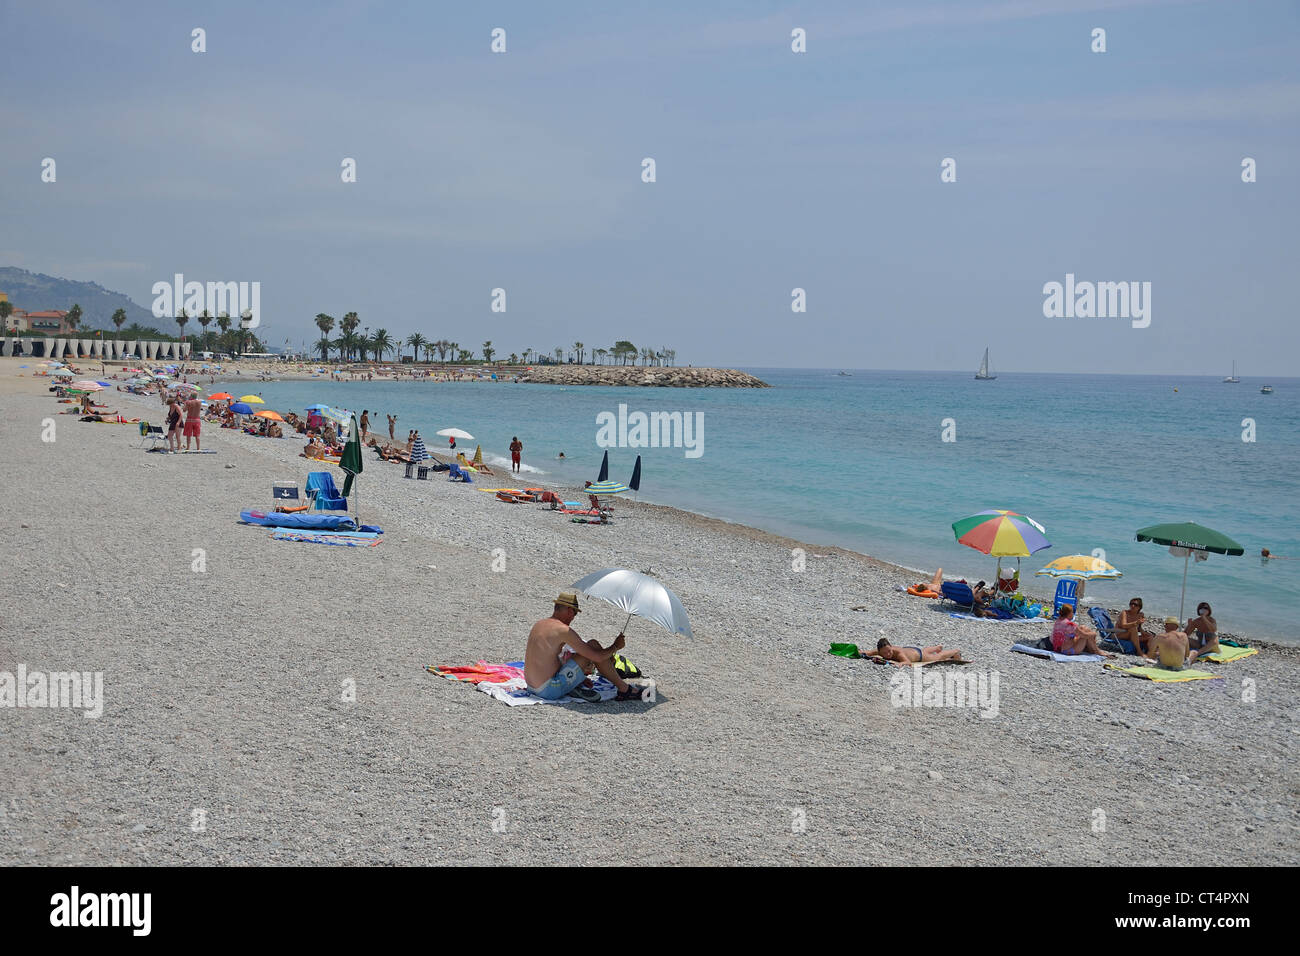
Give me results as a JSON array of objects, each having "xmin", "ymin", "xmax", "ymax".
[
  {"xmin": 1202, "ymin": 645, "xmax": 1258, "ymax": 664},
  {"xmin": 1104, "ymin": 663, "xmax": 1219, "ymax": 683}
]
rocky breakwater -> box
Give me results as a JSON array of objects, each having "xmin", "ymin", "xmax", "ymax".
[{"xmin": 519, "ymin": 366, "xmax": 769, "ymax": 388}]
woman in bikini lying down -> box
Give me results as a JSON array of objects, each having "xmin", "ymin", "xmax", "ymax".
[{"xmin": 864, "ymin": 639, "xmax": 967, "ymax": 665}]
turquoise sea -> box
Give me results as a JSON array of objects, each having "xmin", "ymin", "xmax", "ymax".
[{"xmin": 217, "ymin": 369, "xmax": 1300, "ymax": 642}]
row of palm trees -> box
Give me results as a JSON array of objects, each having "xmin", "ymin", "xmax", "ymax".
[{"xmin": 309, "ymin": 317, "xmax": 678, "ymax": 367}]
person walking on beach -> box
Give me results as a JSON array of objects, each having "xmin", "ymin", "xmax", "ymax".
[
  {"xmin": 165, "ymin": 396, "xmax": 183, "ymax": 453},
  {"xmin": 509, "ymin": 436, "xmax": 523, "ymax": 474},
  {"xmin": 387, "ymin": 414, "xmax": 397, "ymax": 441},
  {"xmin": 524, "ymin": 592, "xmax": 640, "ymax": 701},
  {"xmin": 183, "ymin": 392, "xmax": 202, "ymax": 451}
]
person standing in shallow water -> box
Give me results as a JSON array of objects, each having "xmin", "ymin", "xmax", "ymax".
[
  {"xmin": 509, "ymin": 436, "xmax": 523, "ymax": 474},
  {"xmin": 360, "ymin": 410, "xmax": 370, "ymax": 441},
  {"xmin": 387, "ymin": 414, "xmax": 397, "ymax": 441}
]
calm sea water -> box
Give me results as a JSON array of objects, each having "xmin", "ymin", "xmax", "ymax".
[{"xmin": 217, "ymin": 369, "xmax": 1300, "ymax": 642}]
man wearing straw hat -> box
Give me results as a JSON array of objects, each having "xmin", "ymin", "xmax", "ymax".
[{"xmin": 524, "ymin": 591, "xmax": 639, "ymax": 701}]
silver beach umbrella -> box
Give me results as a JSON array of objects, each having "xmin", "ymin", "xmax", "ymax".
[{"xmin": 570, "ymin": 567, "xmax": 693, "ymax": 638}]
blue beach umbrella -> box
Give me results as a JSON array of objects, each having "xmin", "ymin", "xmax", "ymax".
[{"xmin": 229, "ymin": 402, "xmax": 254, "ymax": 414}]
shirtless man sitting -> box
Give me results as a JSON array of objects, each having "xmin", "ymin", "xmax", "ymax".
[
  {"xmin": 865, "ymin": 638, "xmax": 966, "ymax": 666},
  {"xmin": 524, "ymin": 591, "xmax": 641, "ymax": 701},
  {"xmin": 1145, "ymin": 617, "xmax": 1190, "ymax": 670}
]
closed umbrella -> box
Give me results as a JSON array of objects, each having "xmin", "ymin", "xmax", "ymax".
[
  {"xmin": 571, "ymin": 567, "xmax": 693, "ymax": 638},
  {"xmin": 597, "ymin": 450, "xmax": 610, "ymax": 482},
  {"xmin": 410, "ymin": 434, "xmax": 429, "ymax": 463},
  {"xmin": 340, "ymin": 414, "xmax": 363, "ymax": 511},
  {"xmin": 1135, "ymin": 521, "xmax": 1244, "ymax": 620}
]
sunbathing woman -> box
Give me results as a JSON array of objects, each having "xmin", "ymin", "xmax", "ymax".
[
  {"xmin": 867, "ymin": 638, "xmax": 967, "ymax": 665},
  {"xmin": 1050, "ymin": 604, "xmax": 1113, "ymax": 657},
  {"xmin": 1185, "ymin": 603, "xmax": 1220, "ymax": 663},
  {"xmin": 1115, "ymin": 597, "xmax": 1150, "ymax": 654}
]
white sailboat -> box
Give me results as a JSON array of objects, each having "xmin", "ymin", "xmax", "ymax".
[
  {"xmin": 974, "ymin": 347, "xmax": 996, "ymax": 380},
  {"xmin": 1223, "ymin": 360, "xmax": 1239, "ymax": 383}
]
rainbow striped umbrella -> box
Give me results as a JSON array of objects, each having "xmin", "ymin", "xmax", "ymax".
[{"xmin": 952, "ymin": 510, "xmax": 1050, "ymax": 557}]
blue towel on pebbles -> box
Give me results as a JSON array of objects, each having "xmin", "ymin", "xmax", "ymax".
[{"xmin": 1011, "ymin": 643, "xmax": 1105, "ymax": 663}]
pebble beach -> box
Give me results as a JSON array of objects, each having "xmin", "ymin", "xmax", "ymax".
[{"xmin": 2, "ymin": 358, "xmax": 1297, "ymax": 866}]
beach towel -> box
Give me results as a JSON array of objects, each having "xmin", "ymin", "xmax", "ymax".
[
  {"xmin": 1103, "ymin": 663, "xmax": 1220, "ymax": 683},
  {"xmin": 1011, "ymin": 643, "xmax": 1105, "ymax": 663},
  {"xmin": 426, "ymin": 661, "xmax": 647, "ymax": 706},
  {"xmin": 950, "ymin": 613, "xmax": 1040, "ymax": 623},
  {"xmin": 271, "ymin": 530, "xmax": 381, "ymax": 547},
  {"xmin": 1200, "ymin": 645, "xmax": 1258, "ymax": 664}
]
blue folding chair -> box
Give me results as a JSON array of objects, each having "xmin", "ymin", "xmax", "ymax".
[
  {"xmin": 306, "ymin": 471, "xmax": 348, "ymax": 511},
  {"xmin": 1052, "ymin": 579, "xmax": 1079, "ymax": 617},
  {"xmin": 939, "ymin": 581, "xmax": 975, "ymax": 611},
  {"xmin": 447, "ymin": 463, "xmax": 472, "ymax": 483},
  {"xmin": 1090, "ymin": 606, "xmax": 1135, "ymax": 654}
]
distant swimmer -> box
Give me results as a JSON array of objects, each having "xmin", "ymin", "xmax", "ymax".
[
  {"xmin": 557, "ymin": 451, "xmax": 566, "ymax": 459},
  {"xmin": 1261, "ymin": 548, "xmax": 1289, "ymax": 561}
]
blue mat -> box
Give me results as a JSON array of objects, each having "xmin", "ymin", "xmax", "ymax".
[{"xmin": 1011, "ymin": 643, "xmax": 1105, "ymax": 663}]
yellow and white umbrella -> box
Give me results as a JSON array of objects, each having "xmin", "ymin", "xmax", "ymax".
[{"xmin": 1035, "ymin": 554, "xmax": 1123, "ymax": 580}]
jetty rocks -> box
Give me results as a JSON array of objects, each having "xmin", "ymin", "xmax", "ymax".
[{"xmin": 519, "ymin": 366, "xmax": 769, "ymax": 388}]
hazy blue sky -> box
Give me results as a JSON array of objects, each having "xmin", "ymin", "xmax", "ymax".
[{"xmin": 2, "ymin": 0, "xmax": 1297, "ymax": 373}]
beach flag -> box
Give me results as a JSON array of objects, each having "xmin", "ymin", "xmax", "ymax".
[
  {"xmin": 341, "ymin": 414, "xmax": 363, "ymax": 499},
  {"xmin": 598, "ymin": 450, "xmax": 609, "ymax": 482},
  {"xmin": 628, "ymin": 455, "xmax": 642, "ymax": 492}
]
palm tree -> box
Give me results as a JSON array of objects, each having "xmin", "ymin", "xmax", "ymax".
[
  {"xmin": 423, "ymin": 339, "xmax": 437, "ymax": 363},
  {"xmin": 111, "ymin": 308, "xmax": 127, "ymax": 340},
  {"xmin": 482, "ymin": 340, "xmax": 495, "ymax": 363},
  {"xmin": 406, "ymin": 332, "xmax": 426, "ymax": 362},
  {"xmin": 574, "ymin": 341, "xmax": 585, "ymax": 365},
  {"xmin": 175, "ymin": 309, "xmax": 189, "ymax": 340},
  {"xmin": 372, "ymin": 328, "xmax": 392, "ymax": 362},
  {"xmin": 554, "ymin": 347, "xmax": 563, "ymax": 363},
  {"xmin": 594, "ymin": 348, "xmax": 607, "ymax": 365},
  {"xmin": 315, "ymin": 313, "xmax": 335, "ymax": 361},
  {"xmin": 66, "ymin": 303, "xmax": 82, "ymax": 334},
  {"xmin": 457, "ymin": 348, "xmax": 472, "ymax": 363},
  {"xmin": 197, "ymin": 309, "xmax": 212, "ymax": 349}
]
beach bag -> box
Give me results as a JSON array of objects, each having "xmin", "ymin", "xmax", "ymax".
[{"xmin": 613, "ymin": 654, "xmax": 643, "ymax": 679}]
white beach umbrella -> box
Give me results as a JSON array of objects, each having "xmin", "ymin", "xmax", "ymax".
[
  {"xmin": 436, "ymin": 427, "xmax": 475, "ymax": 440},
  {"xmin": 570, "ymin": 568, "xmax": 693, "ymax": 638}
]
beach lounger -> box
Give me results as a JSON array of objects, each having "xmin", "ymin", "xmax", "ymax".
[
  {"xmin": 939, "ymin": 581, "xmax": 975, "ymax": 611},
  {"xmin": 1090, "ymin": 606, "xmax": 1135, "ymax": 654},
  {"xmin": 1052, "ymin": 579, "xmax": 1078, "ymax": 617},
  {"xmin": 305, "ymin": 471, "xmax": 348, "ymax": 511}
]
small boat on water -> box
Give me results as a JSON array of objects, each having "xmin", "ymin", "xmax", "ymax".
[
  {"xmin": 1223, "ymin": 360, "xmax": 1240, "ymax": 383},
  {"xmin": 836, "ymin": 370, "xmax": 852, "ymax": 376},
  {"xmin": 1261, "ymin": 384, "xmax": 1274, "ymax": 394},
  {"xmin": 975, "ymin": 347, "xmax": 996, "ymax": 380}
]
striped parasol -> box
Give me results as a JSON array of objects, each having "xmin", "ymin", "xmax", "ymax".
[
  {"xmin": 586, "ymin": 480, "xmax": 630, "ymax": 496},
  {"xmin": 410, "ymin": 434, "xmax": 429, "ymax": 463},
  {"xmin": 1035, "ymin": 554, "xmax": 1123, "ymax": 580},
  {"xmin": 952, "ymin": 510, "xmax": 1049, "ymax": 557}
]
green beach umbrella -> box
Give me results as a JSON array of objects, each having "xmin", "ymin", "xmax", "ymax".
[
  {"xmin": 1135, "ymin": 521, "xmax": 1244, "ymax": 620},
  {"xmin": 340, "ymin": 414, "xmax": 363, "ymax": 504}
]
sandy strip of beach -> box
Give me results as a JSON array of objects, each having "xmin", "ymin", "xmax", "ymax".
[{"xmin": 1, "ymin": 359, "xmax": 1296, "ymax": 865}]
